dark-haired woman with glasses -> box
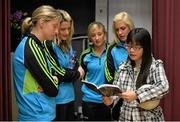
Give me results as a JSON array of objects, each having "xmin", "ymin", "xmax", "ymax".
[{"xmin": 103, "ymin": 28, "xmax": 169, "ymax": 121}]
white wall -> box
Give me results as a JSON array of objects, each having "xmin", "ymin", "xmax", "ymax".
[
  {"xmin": 95, "ymin": 0, "xmax": 108, "ymax": 38},
  {"xmin": 96, "ymin": 0, "xmax": 152, "ymax": 42}
]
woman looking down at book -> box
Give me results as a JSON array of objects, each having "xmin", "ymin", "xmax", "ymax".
[
  {"xmin": 43, "ymin": 10, "xmax": 82, "ymax": 121},
  {"xmin": 13, "ymin": 5, "xmax": 77, "ymax": 121},
  {"xmin": 104, "ymin": 12, "xmax": 135, "ymax": 120},
  {"xmin": 79, "ymin": 22, "xmax": 111, "ymax": 121},
  {"xmin": 105, "ymin": 11, "xmax": 135, "ymax": 84},
  {"xmin": 103, "ymin": 28, "xmax": 169, "ymax": 121}
]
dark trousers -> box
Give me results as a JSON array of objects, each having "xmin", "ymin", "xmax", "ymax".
[
  {"xmin": 54, "ymin": 101, "xmax": 75, "ymax": 121},
  {"xmin": 82, "ymin": 101, "xmax": 111, "ymax": 121}
]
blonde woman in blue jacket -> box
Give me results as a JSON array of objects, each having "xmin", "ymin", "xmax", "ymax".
[
  {"xmin": 105, "ymin": 11, "xmax": 135, "ymax": 84},
  {"xmin": 79, "ymin": 22, "xmax": 111, "ymax": 121},
  {"xmin": 13, "ymin": 5, "xmax": 80, "ymax": 121},
  {"xmin": 52, "ymin": 10, "xmax": 78, "ymax": 121},
  {"xmin": 104, "ymin": 11, "xmax": 135, "ymax": 120}
]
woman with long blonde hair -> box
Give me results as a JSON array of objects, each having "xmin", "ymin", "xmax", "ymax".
[{"xmin": 52, "ymin": 10, "xmax": 78, "ymax": 121}]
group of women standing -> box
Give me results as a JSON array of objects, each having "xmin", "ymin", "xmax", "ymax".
[
  {"xmin": 13, "ymin": 5, "xmax": 169, "ymax": 121},
  {"xmin": 13, "ymin": 5, "xmax": 82, "ymax": 121}
]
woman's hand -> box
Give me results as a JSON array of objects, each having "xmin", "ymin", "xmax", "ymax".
[
  {"xmin": 78, "ymin": 66, "xmax": 85, "ymax": 79},
  {"xmin": 102, "ymin": 96, "xmax": 113, "ymax": 106},
  {"xmin": 52, "ymin": 76, "xmax": 59, "ymax": 84},
  {"xmin": 121, "ymin": 90, "xmax": 137, "ymax": 102}
]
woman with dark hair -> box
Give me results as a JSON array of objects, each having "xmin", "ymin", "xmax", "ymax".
[{"xmin": 103, "ymin": 28, "xmax": 169, "ymax": 121}]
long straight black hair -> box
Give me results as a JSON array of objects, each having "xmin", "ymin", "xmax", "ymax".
[{"xmin": 126, "ymin": 28, "xmax": 152, "ymax": 88}]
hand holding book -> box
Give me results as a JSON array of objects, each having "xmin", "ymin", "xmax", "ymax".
[{"xmin": 82, "ymin": 80, "xmax": 122, "ymax": 97}]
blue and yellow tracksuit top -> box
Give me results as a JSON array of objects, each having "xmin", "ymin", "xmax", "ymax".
[
  {"xmin": 79, "ymin": 47, "xmax": 107, "ymax": 103},
  {"xmin": 104, "ymin": 40, "xmax": 128, "ymax": 83},
  {"xmin": 52, "ymin": 43, "xmax": 76, "ymax": 104},
  {"xmin": 13, "ymin": 34, "xmax": 80, "ymax": 121}
]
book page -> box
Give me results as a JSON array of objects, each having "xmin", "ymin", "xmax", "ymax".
[
  {"xmin": 98, "ymin": 84, "xmax": 122, "ymax": 97},
  {"xmin": 82, "ymin": 80, "xmax": 100, "ymax": 94}
]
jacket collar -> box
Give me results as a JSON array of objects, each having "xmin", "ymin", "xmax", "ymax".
[{"xmin": 28, "ymin": 33, "xmax": 44, "ymax": 48}]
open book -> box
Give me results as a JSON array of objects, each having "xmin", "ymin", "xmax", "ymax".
[{"xmin": 82, "ymin": 80, "xmax": 122, "ymax": 96}]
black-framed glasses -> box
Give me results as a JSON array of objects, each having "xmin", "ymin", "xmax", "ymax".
[{"xmin": 125, "ymin": 44, "xmax": 142, "ymax": 51}]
